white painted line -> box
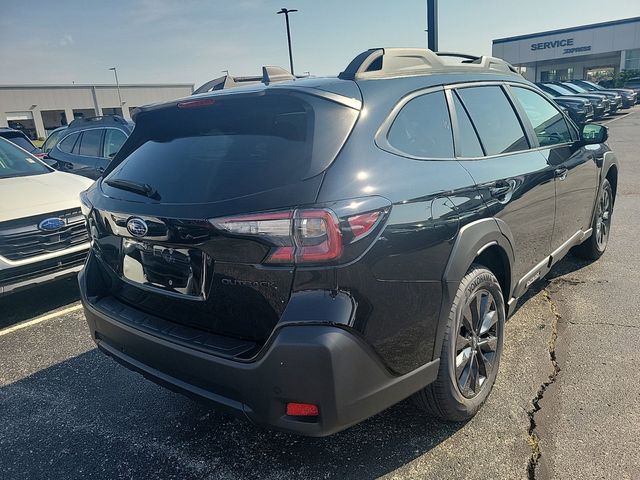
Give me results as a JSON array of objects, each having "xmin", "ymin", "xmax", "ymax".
[
  {"xmin": 0, "ymin": 304, "xmax": 83, "ymax": 337},
  {"xmin": 602, "ymin": 108, "xmax": 637, "ymax": 125}
]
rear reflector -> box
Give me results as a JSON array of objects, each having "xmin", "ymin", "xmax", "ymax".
[{"xmin": 286, "ymin": 403, "xmax": 319, "ymax": 417}]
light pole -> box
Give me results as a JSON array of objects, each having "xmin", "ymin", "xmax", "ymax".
[
  {"xmin": 276, "ymin": 8, "xmax": 298, "ymax": 75},
  {"xmin": 109, "ymin": 67, "xmax": 123, "ymax": 112},
  {"xmin": 426, "ymin": 0, "xmax": 438, "ymax": 51}
]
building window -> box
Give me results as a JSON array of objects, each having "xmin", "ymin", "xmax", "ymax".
[
  {"xmin": 624, "ymin": 49, "xmax": 640, "ymax": 71},
  {"xmin": 540, "ymin": 70, "xmax": 557, "ymax": 82}
]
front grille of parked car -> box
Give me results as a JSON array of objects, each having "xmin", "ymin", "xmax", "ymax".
[
  {"xmin": 0, "ymin": 209, "xmax": 88, "ymax": 261},
  {"xmin": 585, "ymin": 103, "xmax": 594, "ymax": 115}
]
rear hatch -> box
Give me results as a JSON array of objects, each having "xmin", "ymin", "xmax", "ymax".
[{"xmin": 85, "ymin": 86, "xmax": 361, "ymax": 350}]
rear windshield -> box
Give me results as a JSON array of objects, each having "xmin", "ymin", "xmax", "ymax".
[
  {"xmin": 0, "ymin": 138, "xmax": 50, "ymax": 178},
  {"xmin": 104, "ymin": 92, "xmax": 359, "ymax": 203}
]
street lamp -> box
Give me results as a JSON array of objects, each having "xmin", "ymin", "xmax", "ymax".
[
  {"xmin": 108, "ymin": 67, "xmax": 123, "ymax": 112},
  {"xmin": 276, "ymin": 8, "xmax": 298, "ymax": 75}
]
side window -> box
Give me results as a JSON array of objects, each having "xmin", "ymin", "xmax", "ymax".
[
  {"xmin": 511, "ymin": 87, "xmax": 573, "ymax": 147},
  {"xmin": 457, "ymin": 86, "xmax": 529, "ymax": 155},
  {"xmin": 78, "ymin": 129, "xmax": 103, "ymax": 157},
  {"xmin": 451, "ymin": 92, "xmax": 484, "ymax": 157},
  {"xmin": 387, "ymin": 90, "xmax": 454, "ymax": 158},
  {"xmin": 103, "ymin": 129, "xmax": 127, "ymax": 158},
  {"xmin": 58, "ymin": 132, "xmax": 80, "ymax": 154}
]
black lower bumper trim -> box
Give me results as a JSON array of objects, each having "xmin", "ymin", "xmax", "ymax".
[{"xmin": 80, "ymin": 273, "xmax": 439, "ymax": 436}]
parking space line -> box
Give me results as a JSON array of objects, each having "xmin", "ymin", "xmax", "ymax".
[{"xmin": 0, "ymin": 304, "xmax": 83, "ymax": 337}]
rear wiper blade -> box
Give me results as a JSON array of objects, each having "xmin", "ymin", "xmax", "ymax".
[{"xmin": 104, "ymin": 178, "xmax": 159, "ymax": 199}]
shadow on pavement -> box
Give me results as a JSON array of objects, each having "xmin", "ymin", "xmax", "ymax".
[
  {"xmin": 0, "ymin": 348, "xmax": 464, "ymax": 480},
  {"xmin": 0, "ymin": 276, "xmax": 80, "ymax": 329},
  {"xmin": 513, "ymin": 252, "xmax": 592, "ymax": 315}
]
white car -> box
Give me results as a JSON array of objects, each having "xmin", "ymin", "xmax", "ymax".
[{"xmin": 0, "ymin": 137, "xmax": 93, "ymax": 296}]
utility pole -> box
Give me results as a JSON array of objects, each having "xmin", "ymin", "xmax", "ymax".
[
  {"xmin": 426, "ymin": 0, "xmax": 438, "ymax": 52},
  {"xmin": 108, "ymin": 67, "xmax": 123, "ymax": 112},
  {"xmin": 276, "ymin": 8, "xmax": 298, "ymax": 75}
]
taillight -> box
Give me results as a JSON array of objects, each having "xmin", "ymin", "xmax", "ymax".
[{"xmin": 211, "ymin": 209, "xmax": 344, "ymax": 264}]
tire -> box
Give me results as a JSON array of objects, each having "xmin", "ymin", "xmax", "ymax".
[
  {"xmin": 573, "ymin": 178, "xmax": 614, "ymax": 261},
  {"xmin": 414, "ymin": 265, "xmax": 505, "ymax": 422}
]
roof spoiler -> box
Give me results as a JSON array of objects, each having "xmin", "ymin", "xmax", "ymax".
[{"xmin": 338, "ymin": 48, "xmax": 519, "ymax": 80}]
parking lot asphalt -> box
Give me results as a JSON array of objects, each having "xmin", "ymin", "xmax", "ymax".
[{"xmin": 1, "ymin": 109, "xmax": 638, "ymax": 480}]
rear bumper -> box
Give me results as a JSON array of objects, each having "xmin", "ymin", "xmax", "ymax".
[{"xmin": 79, "ymin": 268, "xmax": 439, "ymax": 436}]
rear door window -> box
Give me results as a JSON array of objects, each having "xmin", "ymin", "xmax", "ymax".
[
  {"xmin": 78, "ymin": 129, "xmax": 103, "ymax": 157},
  {"xmin": 456, "ymin": 86, "xmax": 529, "ymax": 155},
  {"xmin": 451, "ymin": 92, "xmax": 484, "ymax": 157},
  {"xmin": 58, "ymin": 132, "xmax": 80, "ymax": 153},
  {"xmin": 511, "ymin": 87, "xmax": 573, "ymax": 147},
  {"xmin": 104, "ymin": 92, "xmax": 359, "ymax": 203},
  {"xmin": 386, "ymin": 90, "xmax": 454, "ymax": 158}
]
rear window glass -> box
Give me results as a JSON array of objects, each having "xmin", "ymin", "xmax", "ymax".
[
  {"xmin": 457, "ymin": 86, "xmax": 529, "ymax": 155},
  {"xmin": 104, "ymin": 92, "xmax": 358, "ymax": 203},
  {"xmin": 78, "ymin": 129, "xmax": 103, "ymax": 157},
  {"xmin": 387, "ymin": 90, "xmax": 454, "ymax": 158},
  {"xmin": 59, "ymin": 132, "xmax": 80, "ymax": 153}
]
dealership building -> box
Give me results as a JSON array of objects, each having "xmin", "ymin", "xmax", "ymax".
[
  {"xmin": 493, "ymin": 16, "xmax": 640, "ymax": 83},
  {"xmin": 0, "ymin": 83, "xmax": 193, "ymax": 139}
]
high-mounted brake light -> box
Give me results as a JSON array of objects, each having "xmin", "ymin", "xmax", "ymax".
[{"xmin": 177, "ymin": 98, "xmax": 216, "ymax": 109}]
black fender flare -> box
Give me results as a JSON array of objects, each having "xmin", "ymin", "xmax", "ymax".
[{"xmin": 433, "ymin": 218, "xmax": 515, "ymax": 359}]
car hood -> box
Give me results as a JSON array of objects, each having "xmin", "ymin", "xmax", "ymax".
[{"xmin": 0, "ymin": 170, "xmax": 94, "ymax": 222}]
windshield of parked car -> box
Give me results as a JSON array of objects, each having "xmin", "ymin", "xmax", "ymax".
[
  {"xmin": 563, "ymin": 83, "xmax": 587, "ymax": 93},
  {"xmin": 0, "ymin": 138, "xmax": 51, "ymax": 178},
  {"xmin": 583, "ymin": 81, "xmax": 605, "ymax": 91},
  {"xmin": 1, "ymin": 133, "xmax": 36, "ymax": 152},
  {"xmin": 543, "ymin": 84, "xmax": 575, "ymax": 96},
  {"xmin": 41, "ymin": 128, "xmax": 67, "ymax": 153}
]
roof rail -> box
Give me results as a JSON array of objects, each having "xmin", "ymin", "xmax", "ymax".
[
  {"xmin": 68, "ymin": 115, "xmax": 127, "ymax": 127},
  {"xmin": 338, "ymin": 48, "xmax": 519, "ymax": 80},
  {"xmin": 193, "ymin": 66, "xmax": 298, "ymax": 94}
]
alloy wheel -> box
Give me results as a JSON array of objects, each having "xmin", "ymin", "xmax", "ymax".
[{"xmin": 455, "ymin": 289, "xmax": 499, "ymax": 398}]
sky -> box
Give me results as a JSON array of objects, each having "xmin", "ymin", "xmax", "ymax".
[{"xmin": 2, "ymin": 0, "xmax": 640, "ymax": 89}]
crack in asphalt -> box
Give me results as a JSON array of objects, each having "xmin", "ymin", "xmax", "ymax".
[
  {"xmin": 562, "ymin": 320, "xmax": 639, "ymax": 329},
  {"xmin": 527, "ymin": 288, "xmax": 561, "ymax": 480}
]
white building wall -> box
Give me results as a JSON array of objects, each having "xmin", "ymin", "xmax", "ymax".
[{"xmin": 0, "ymin": 84, "xmax": 193, "ymax": 138}]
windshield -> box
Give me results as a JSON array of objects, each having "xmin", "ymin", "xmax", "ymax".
[
  {"xmin": 544, "ymin": 84, "xmax": 575, "ymax": 96},
  {"xmin": 42, "ymin": 128, "xmax": 67, "ymax": 153},
  {"xmin": 2, "ymin": 134, "xmax": 36, "ymax": 152},
  {"xmin": 563, "ymin": 83, "xmax": 586, "ymax": 93},
  {"xmin": 104, "ymin": 92, "xmax": 358, "ymax": 203},
  {"xmin": 583, "ymin": 81, "xmax": 605, "ymax": 91},
  {"xmin": 0, "ymin": 138, "xmax": 51, "ymax": 178}
]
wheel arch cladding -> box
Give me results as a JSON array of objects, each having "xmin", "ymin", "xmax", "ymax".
[
  {"xmin": 605, "ymin": 164, "xmax": 618, "ymax": 201},
  {"xmin": 434, "ymin": 218, "xmax": 514, "ymax": 360}
]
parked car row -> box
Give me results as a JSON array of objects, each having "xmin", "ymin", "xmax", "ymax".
[{"xmin": 537, "ymin": 80, "xmax": 637, "ymax": 125}]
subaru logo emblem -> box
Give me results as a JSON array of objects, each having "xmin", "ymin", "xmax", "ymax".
[
  {"xmin": 127, "ymin": 217, "xmax": 148, "ymax": 237},
  {"xmin": 38, "ymin": 217, "xmax": 65, "ymax": 232}
]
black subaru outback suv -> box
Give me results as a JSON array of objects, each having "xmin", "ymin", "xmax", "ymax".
[{"xmin": 79, "ymin": 49, "xmax": 618, "ymax": 436}]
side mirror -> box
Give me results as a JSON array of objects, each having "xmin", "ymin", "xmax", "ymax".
[{"xmin": 581, "ymin": 123, "xmax": 608, "ymax": 145}]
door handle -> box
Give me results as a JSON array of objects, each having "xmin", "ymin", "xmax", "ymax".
[
  {"xmin": 97, "ymin": 166, "xmax": 105, "ymax": 174},
  {"xmin": 555, "ymin": 167, "xmax": 568, "ymax": 180}
]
